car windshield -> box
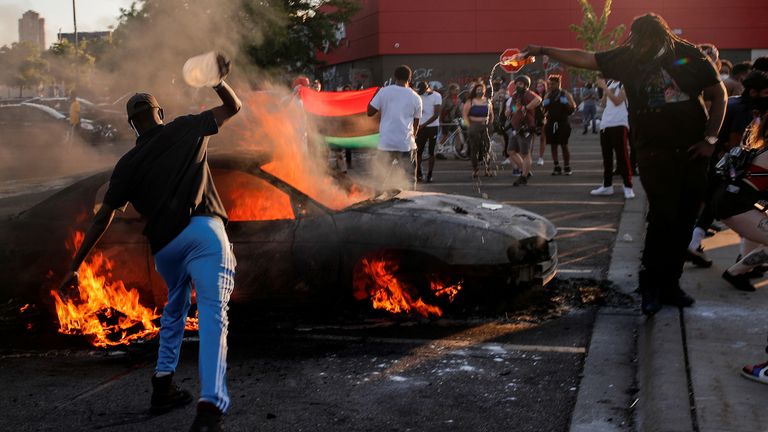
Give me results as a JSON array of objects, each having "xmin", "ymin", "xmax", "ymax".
[{"xmin": 260, "ymin": 161, "xmax": 371, "ymax": 211}]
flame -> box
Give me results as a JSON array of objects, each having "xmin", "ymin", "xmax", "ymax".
[
  {"xmin": 50, "ymin": 232, "xmax": 160, "ymax": 347},
  {"xmin": 353, "ymin": 256, "xmax": 463, "ymax": 318},
  {"xmin": 185, "ymin": 310, "xmax": 199, "ymax": 331},
  {"xmin": 228, "ymin": 91, "xmax": 369, "ymax": 217},
  {"xmin": 219, "ymin": 170, "xmax": 295, "ymax": 221},
  {"xmin": 19, "ymin": 303, "xmax": 31, "ymax": 313}
]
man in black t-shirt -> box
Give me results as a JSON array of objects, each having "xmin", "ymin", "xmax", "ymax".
[
  {"xmin": 522, "ymin": 13, "xmax": 727, "ymax": 316},
  {"xmin": 58, "ymin": 54, "xmax": 242, "ymax": 431}
]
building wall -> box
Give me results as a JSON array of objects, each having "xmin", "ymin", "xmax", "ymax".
[{"xmin": 319, "ymin": 0, "xmax": 768, "ymax": 66}]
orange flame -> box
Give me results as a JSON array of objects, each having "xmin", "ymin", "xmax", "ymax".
[
  {"xmin": 353, "ymin": 256, "xmax": 463, "ymax": 318},
  {"xmin": 51, "ymin": 232, "xmax": 159, "ymax": 347},
  {"xmin": 229, "ymin": 91, "xmax": 369, "ymax": 215},
  {"xmin": 19, "ymin": 303, "xmax": 31, "ymax": 313},
  {"xmin": 49, "ymin": 232, "xmax": 198, "ymax": 347},
  {"xmin": 185, "ymin": 310, "xmax": 199, "ymax": 332}
]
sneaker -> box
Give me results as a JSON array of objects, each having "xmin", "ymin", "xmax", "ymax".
[
  {"xmin": 722, "ymin": 270, "xmax": 757, "ymax": 292},
  {"xmin": 536, "ymin": 157, "xmax": 544, "ymax": 166},
  {"xmin": 501, "ymin": 158, "xmax": 512, "ymax": 166},
  {"xmin": 512, "ymin": 168, "xmax": 521, "ymax": 176},
  {"xmin": 660, "ymin": 287, "xmax": 695, "ymax": 307},
  {"xmin": 590, "ymin": 185, "xmax": 614, "ymax": 196},
  {"xmin": 552, "ymin": 165, "xmax": 562, "ymax": 176},
  {"xmin": 564, "ymin": 166, "xmax": 573, "ymax": 175},
  {"xmin": 624, "ymin": 187, "xmax": 635, "ymax": 199},
  {"xmin": 686, "ymin": 246, "xmax": 713, "ymax": 268},
  {"xmin": 741, "ymin": 361, "xmax": 768, "ymax": 385},
  {"xmin": 189, "ymin": 402, "xmax": 223, "ymax": 432},
  {"xmin": 151, "ymin": 373, "xmax": 193, "ymax": 415},
  {"xmin": 426, "ymin": 174, "xmax": 433, "ymax": 183},
  {"xmin": 513, "ymin": 176, "xmax": 528, "ymax": 186}
]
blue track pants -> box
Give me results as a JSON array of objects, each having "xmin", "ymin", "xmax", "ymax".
[{"xmin": 153, "ymin": 216, "xmax": 236, "ymax": 413}]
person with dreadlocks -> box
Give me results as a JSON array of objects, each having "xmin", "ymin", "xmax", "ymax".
[{"xmin": 522, "ymin": 13, "xmax": 728, "ymax": 315}]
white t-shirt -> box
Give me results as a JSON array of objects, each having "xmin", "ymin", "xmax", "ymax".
[
  {"xmin": 600, "ymin": 81, "xmax": 629, "ymax": 130},
  {"xmin": 369, "ymin": 85, "xmax": 422, "ymax": 151},
  {"xmin": 419, "ymin": 91, "xmax": 443, "ymax": 128}
]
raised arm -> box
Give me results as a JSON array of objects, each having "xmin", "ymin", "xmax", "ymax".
[
  {"xmin": 211, "ymin": 81, "xmax": 242, "ymax": 127},
  {"xmin": 522, "ymin": 45, "xmax": 599, "ymax": 70},
  {"xmin": 210, "ymin": 54, "xmax": 241, "ymax": 127}
]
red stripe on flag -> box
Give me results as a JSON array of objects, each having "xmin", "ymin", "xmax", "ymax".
[{"xmin": 299, "ymin": 87, "xmax": 379, "ymax": 117}]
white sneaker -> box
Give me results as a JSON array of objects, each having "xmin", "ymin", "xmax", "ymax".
[
  {"xmin": 590, "ymin": 185, "xmax": 614, "ymax": 196},
  {"xmin": 536, "ymin": 157, "xmax": 544, "ymax": 166},
  {"xmin": 501, "ymin": 158, "xmax": 512, "ymax": 166},
  {"xmin": 624, "ymin": 187, "xmax": 635, "ymax": 199}
]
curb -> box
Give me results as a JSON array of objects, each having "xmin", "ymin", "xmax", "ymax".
[{"xmin": 569, "ymin": 184, "xmax": 647, "ymax": 432}]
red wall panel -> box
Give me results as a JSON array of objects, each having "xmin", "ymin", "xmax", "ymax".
[{"xmin": 319, "ymin": 0, "xmax": 768, "ymax": 65}]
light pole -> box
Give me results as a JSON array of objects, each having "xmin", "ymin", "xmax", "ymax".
[{"xmin": 72, "ymin": 0, "xmax": 78, "ymax": 88}]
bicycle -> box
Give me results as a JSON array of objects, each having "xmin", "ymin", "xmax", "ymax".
[{"xmin": 436, "ymin": 119, "xmax": 469, "ymax": 160}]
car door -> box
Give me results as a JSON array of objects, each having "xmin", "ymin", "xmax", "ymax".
[{"xmin": 212, "ymin": 168, "xmax": 298, "ymax": 304}]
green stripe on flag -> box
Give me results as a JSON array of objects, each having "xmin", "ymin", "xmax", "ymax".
[{"xmin": 324, "ymin": 134, "xmax": 379, "ymax": 149}]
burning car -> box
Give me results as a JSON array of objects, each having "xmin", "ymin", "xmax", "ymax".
[{"xmin": 0, "ymin": 152, "xmax": 556, "ymax": 343}]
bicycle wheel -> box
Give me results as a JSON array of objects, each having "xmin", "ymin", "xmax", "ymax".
[{"xmin": 452, "ymin": 130, "xmax": 469, "ymax": 160}]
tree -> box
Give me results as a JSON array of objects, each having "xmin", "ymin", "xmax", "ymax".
[
  {"xmin": 568, "ymin": 0, "xmax": 625, "ymax": 81},
  {"xmin": 0, "ymin": 42, "xmax": 49, "ymax": 96},
  {"xmin": 242, "ymin": 0, "xmax": 360, "ymax": 74}
]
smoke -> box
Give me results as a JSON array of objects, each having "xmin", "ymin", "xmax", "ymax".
[
  {"xmin": 0, "ymin": 104, "xmax": 117, "ymax": 186},
  {"xmin": 215, "ymin": 86, "xmax": 372, "ymax": 210},
  {"xmin": 86, "ymin": 0, "xmax": 279, "ymax": 116}
]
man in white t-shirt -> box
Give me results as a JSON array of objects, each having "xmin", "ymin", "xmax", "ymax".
[
  {"xmin": 367, "ymin": 65, "xmax": 422, "ymax": 180},
  {"xmin": 591, "ymin": 78, "xmax": 634, "ymax": 199},
  {"xmin": 415, "ymin": 81, "xmax": 442, "ymax": 183}
]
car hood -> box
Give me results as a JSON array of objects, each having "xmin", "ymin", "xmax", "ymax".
[{"xmin": 346, "ymin": 191, "xmax": 556, "ymax": 240}]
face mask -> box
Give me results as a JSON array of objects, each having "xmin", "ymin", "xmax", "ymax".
[
  {"xmin": 720, "ymin": 73, "xmax": 730, "ymax": 80},
  {"xmin": 476, "ymin": 91, "xmax": 484, "ymax": 97},
  {"xmin": 756, "ymin": 96, "xmax": 768, "ymax": 114}
]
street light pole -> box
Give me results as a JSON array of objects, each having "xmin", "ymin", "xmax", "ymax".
[{"xmin": 72, "ymin": 0, "xmax": 78, "ymax": 88}]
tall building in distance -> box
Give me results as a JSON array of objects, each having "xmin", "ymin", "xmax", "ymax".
[{"xmin": 18, "ymin": 10, "xmax": 46, "ymax": 49}]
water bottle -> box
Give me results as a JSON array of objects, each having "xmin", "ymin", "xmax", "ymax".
[{"xmin": 182, "ymin": 52, "xmax": 222, "ymax": 88}]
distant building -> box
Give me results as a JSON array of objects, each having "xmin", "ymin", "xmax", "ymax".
[
  {"xmin": 18, "ymin": 10, "xmax": 45, "ymax": 50},
  {"xmin": 57, "ymin": 31, "xmax": 112, "ymax": 46}
]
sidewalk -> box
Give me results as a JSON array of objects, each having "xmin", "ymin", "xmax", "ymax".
[{"xmin": 573, "ymin": 179, "xmax": 768, "ymax": 432}]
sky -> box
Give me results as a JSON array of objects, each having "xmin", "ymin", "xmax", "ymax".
[{"xmin": 0, "ymin": 0, "xmax": 134, "ymax": 48}]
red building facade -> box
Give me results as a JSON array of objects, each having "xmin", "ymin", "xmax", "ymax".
[{"xmin": 318, "ymin": 0, "xmax": 768, "ymax": 89}]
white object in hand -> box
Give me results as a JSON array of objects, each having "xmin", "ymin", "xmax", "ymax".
[{"xmin": 182, "ymin": 51, "xmax": 221, "ymax": 88}]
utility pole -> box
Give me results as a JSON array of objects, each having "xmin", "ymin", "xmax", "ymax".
[
  {"xmin": 72, "ymin": 0, "xmax": 78, "ymax": 50},
  {"xmin": 72, "ymin": 0, "xmax": 79, "ymax": 88}
]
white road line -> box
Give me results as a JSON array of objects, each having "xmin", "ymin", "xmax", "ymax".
[
  {"xmin": 557, "ymin": 227, "xmax": 617, "ymax": 232},
  {"xmin": 502, "ymin": 200, "xmax": 623, "ymax": 205},
  {"xmin": 557, "ymin": 269, "xmax": 597, "ymax": 274},
  {"xmin": 295, "ymin": 334, "xmax": 586, "ymax": 354},
  {"xmin": 430, "ymin": 183, "xmax": 609, "ymax": 187}
]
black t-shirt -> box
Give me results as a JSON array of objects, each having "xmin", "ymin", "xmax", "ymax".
[
  {"xmin": 103, "ymin": 110, "xmax": 228, "ymax": 254},
  {"xmin": 595, "ymin": 41, "xmax": 720, "ymax": 147}
]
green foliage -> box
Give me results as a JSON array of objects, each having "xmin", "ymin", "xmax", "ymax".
[
  {"xmin": 0, "ymin": 42, "xmax": 50, "ymax": 95},
  {"xmin": 242, "ymin": 0, "xmax": 360, "ymax": 74},
  {"xmin": 568, "ymin": 0, "xmax": 625, "ymax": 81}
]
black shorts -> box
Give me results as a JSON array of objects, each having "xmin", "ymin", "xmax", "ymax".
[
  {"xmin": 545, "ymin": 120, "xmax": 571, "ymax": 145},
  {"xmin": 416, "ymin": 126, "xmax": 438, "ymax": 156},
  {"xmin": 712, "ymin": 182, "xmax": 764, "ymax": 220}
]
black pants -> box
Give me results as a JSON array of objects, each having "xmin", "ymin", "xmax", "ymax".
[
  {"xmin": 600, "ymin": 126, "xmax": 632, "ymax": 188},
  {"xmin": 415, "ymin": 126, "xmax": 438, "ymax": 177},
  {"xmin": 638, "ymin": 146, "xmax": 709, "ymax": 293}
]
